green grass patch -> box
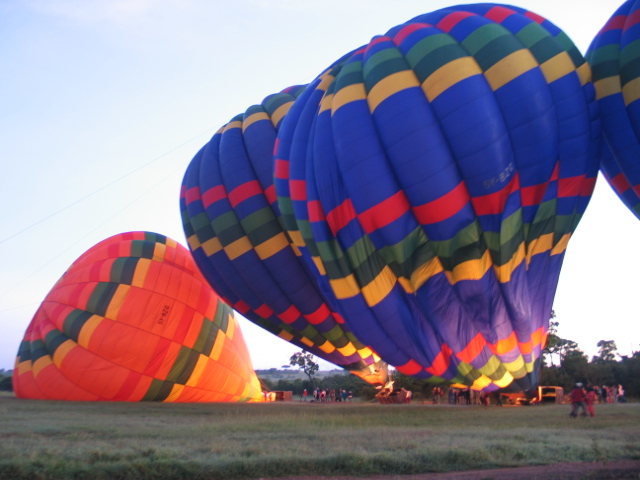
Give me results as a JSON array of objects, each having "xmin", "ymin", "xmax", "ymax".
[{"xmin": 0, "ymin": 394, "xmax": 638, "ymax": 479}]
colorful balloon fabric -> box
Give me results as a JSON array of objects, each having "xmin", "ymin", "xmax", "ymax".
[
  {"xmin": 13, "ymin": 232, "xmax": 263, "ymax": 402},
  {"xmin": 274, "ymin": 4, "xmax": 600, "ymax": 391},
  {"xmin": 587, "ymin": 0, "xmax": 640, "ymax": 219},
  {"xmin": 181, "ymin": 86, "xmax": 388, "ymax": 385}
]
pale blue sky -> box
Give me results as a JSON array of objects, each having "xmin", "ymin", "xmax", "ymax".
[{"xmin": 1, "ymin": 0, "xmax": 637, "ymax": 372}]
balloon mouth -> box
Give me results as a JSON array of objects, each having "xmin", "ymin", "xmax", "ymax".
[{"xmin": 345, "ymin": 360, "xmax": 389, "ymax": 386}]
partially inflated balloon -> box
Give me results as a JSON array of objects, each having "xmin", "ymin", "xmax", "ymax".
[
  {"xmin": 587, "ymin": 0, "xmax": 640, "ymax": 219},
  {"xmin": 275, "ymin": 4, "xmax": 599, "ymax": 391},
  {"xmin": 181, "ymin": 86, "xmax": 387, "ymax": 385},
  {"xmin": 13, "ymin": 232, "xmax": 263, "ymax": 402}
]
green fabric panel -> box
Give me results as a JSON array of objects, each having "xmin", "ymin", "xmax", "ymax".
[
  {"xmin": 142, "ymin": 378, "xmax": 173, "ymax": 401},
  {"xmin": 44, "ymin": 329, "xmax": 66, "ymax": 356},
  {"xmin": 470, "ymin": 33, "xmax": 524, "ymax": 72},
  {"xmin": 86, "ymin": 282, "xmax": 119, "ymax": 317},
  {"xmin": 63, "ymin": 309, "xmax": 94, "ymax": 342},
  {"xmin": 554, "ymin": 31, "xmax": 583, "ymax": 67},
  {"xmin": 363, "ymin": 49, "xmax": 410, "ymax": 90},
  {"xmin": 334, "ymin": 60, "xmax": 364, "ymax": 90},
  {"xmin": 29, "ymin": 339, "xmax": 48, "ymax": 363},
  {"xmin": 620, "ymin": 56, "xmax": 640, "ymax": 87},
  {"xmin": 211, "ymin": 210, "xmax": 242, "ymax": 240},
  {"xmin": 192, "ymin": 318, "xmax": 214, "ymax": 354},
  {"xmin": 527, "ymin": 35, "xmax": 562, "ymax": 65},
  {"xmin": 514, "ymin": 22, "xmax": 550, "ymax": 50},
  {"xmin": 17, "ymin": 340, "xmax": 31, "ymax": 362},
  {"xmin": 411, "ymin": 43, "xmax": 470, "ymax": 83},
  {"xmin": 189, "ymin": 211, "xmax": 213, "ymax": 234},
  {"xmin": 461, "ymin": 23, "xmax": 510, "ymax": 57}
]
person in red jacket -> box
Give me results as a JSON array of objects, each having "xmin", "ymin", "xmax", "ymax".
[{"xmin": 569, "ymin": 383, "xmax": 587, "ymax": 418}]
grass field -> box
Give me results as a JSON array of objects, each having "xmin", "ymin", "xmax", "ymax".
[{"xmin": 1, "ymin": 392, "xmax": 638, "ymax": 480}]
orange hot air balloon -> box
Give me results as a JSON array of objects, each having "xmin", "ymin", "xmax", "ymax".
[{"xmin": 13, "ymin": 231, "xmax": 263, "ymax": 402}]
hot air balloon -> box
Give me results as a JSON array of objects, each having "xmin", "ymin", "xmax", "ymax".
[
  {"xmin": 274, "ymin": 4, "xmax": 600, "ymax": 391},
  {"xmin": 587, "ymin": 0, "xmax": 640, "ymax": 219},
  {"xmin": 13, "ymin": 232, "xmax": 263, "ymax": 402},
  {"xmin": 180, "ymin": 86, "xmax": 387, "ymax": 385}
]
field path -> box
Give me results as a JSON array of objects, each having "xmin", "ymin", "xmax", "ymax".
[{"xmin": 270, "ymin": 460, "xmax": 640, "ymax": 480}]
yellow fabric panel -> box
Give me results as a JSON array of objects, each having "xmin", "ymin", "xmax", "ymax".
[
  {"xmin": 337, "ymin": 342, "xmax": 357, "ymax": 357},
  {"xmin": 201, "ymin": 237, "xmax": 222, "ymax": 257},
  {"xmin": 329, "ymin": 273, "xmax": 362, "ymax": 299},
  {"xmin": 311, "ymin": 255, "xmax": 326, "ymax": 275},
  {"xmin": 594, "ymin": 76, "xmax": 621, "ymax": 100},
  {"xmin": 132, "ymin": 258, "xmax": 151, "ymax": 288},
  {"xmin": 368, "ymin": 71, "xmax": 419, "ymax": 112},
  {"xmin": 501, "ymin": 355, "xmax": 526, "ymax": 375},
  {"xmin": 52, "ymin": 340, "xmax": 76, "ymax": 368},
  {"xmin": 210, "ymin": 329, "xmax": 225, "ymax": 361},
  {"xmin": 242, "ymin": 111, "xmax": 269, "ymax": 131},
  {"xmin": 223, "ymin": 236, "xmax": 253, "ymax": 260},
  {"xmin": 551, "ymin": 233, "xmax": 571, "ymax": 256},
  {"xmin": 187, "ymin": 234, "xmax": 201, "ymax": 252},
  {"xmin": 494, "ymin": 371, "xmax": 515, "ymax": 388},
  {"xmin": 330, "ymin": 83, "xmax": 367, "ymax": 114},
  {"xmin": 422, "ymin": 57, "xmax": 482, "ymax": 101},
  {"xmin": 224, "ymin": 120, "xmax": 242, "ymax": 132},
  {"xmin": 17, "ymin": 360, "xmax": 31, "ymax": 375},
  {"xmin": 255, "ymin": 232, "xmax": 289, "ymax": 260},
  {"xmin": 539, "ymin": 51, "xmax": 574, "ymax": 84},
  {"xmin": 287, "ymin": 230, "xmax": 305, "ymax": 248},
  {"xmin": 576, "ymin": 62, "xmax": 591, "ymax": 87},
  {"xmin": 226, "ymin": 314, "xmax": 235, "ymax": 340},
  {"xmin": 165, "ymin": 383, "xmax": 185, "ymax": 402},
  {"xmin": 278, "ymin": 330, "xmax": 294, "ymax": 342},
  {"xmin": 357, "ymin": 346, "xmax": 375, "ymax": 358},
  {"xmin": 185, "ymin": 354, "xmax": 209, "ymax": 387},
  {"xmin": 166, "ymin": 237, "xmax": 178, "ymax": 249},
  {"xmin": 477, "ymin": 355, "xmax": 502, "ymax": 377},
  {"xmin": 318, "ymin": 341, "xmax": 336, "ymax": 354},
  {"xmin": 444, "ymin": 249, "xmax": 492, "ymax": 284},
  {"xmin": 78, "ymin": 315, "xmax": 104, "ymax": 348},
  {"xmin": 526, "ymin": 232, "xmax": 554, "ymax": 263},
  {"xmin": 484, "ymin": 49, "xmax": 537, "ymax": 91},
  {"xmin": 362, "ymin": 266, "xmax": 397, "ymax": 307},
  {"xmin": 623, "ymin": 76, "xmax": 640, "ymax": 106},
  {"xmin": 240, "ymin": 382, "xmax": 253, "ymax": 400},
  {"xmin": 32, "ymin": 355, "xmax": 52, "ymax": 378},
  {"xmin": 300, "ymin": 337, "xmax": 314, "ymax": 347},
  {"xmin": 270, "ymin": 101, "xmax": 293, "ymax": 127},
  {"xmin": 470, "ymin": 374, "xmax": 493, "ymax": 391},
  {"xmin": 153, "ymin": 242, "xmax": 167, "ymax": 262},
  {"xmin": 401, "ymin": 256, "xmax": 444, "ymax": 293},
  {"xmin": 319, "ymin": 92, "xmax": 335, "ymax": 114},
  {"xmin": 104, "ymin": 284, "xmax": 130, "ymax": 320},
  {"xmin": 494, "ymin": 243, "xmax": 526, "ymax": 283}
]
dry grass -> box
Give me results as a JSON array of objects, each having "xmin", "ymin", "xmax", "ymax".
[{"xmin": 0, "ymin": 393, "xmax": 638, "ymax": 479}]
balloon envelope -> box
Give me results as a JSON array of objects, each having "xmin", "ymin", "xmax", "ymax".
[
  {"xmin": 14, "ymin": 232, "xmax": 263, "ymax": 402},
  {"xmin": 275, "ymin": 4, "xmax": 599, "ymax": 390},
  {"xmin": 180, "ymin": 87, "xmax": 387, "ymax": 385},
  {"xmin": 587, "ymin": 0, "xmax": 640, "ymax": 219}
]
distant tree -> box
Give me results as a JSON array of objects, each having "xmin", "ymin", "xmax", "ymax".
[
  {"xmin": 542, "ymin": 312, "xmax": 562, "ymax": 366},
  {"xmin": 592, "ymin": 340, "xmax": 618, "ymax": 363},
  {"xmin": 289, "ymin": 351, "xmax": 319, "ymax": 390},
  {"xmin": 0, "ymin": 375, "xmax": 12, "ymax": 392}
]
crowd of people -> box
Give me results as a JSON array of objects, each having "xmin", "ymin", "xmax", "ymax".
[
  {"xmin": 300, "ymin": 387, "xmax": 353, "ymax": 402},
  {"xmin": 568, "ymin": 383, "xmax": 626, "ymax": 418}
]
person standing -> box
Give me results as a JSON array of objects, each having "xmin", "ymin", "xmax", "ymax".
[
  {"xmin": 585, "ymin": 385, "xmax": 597, "ymax": 417},
  {"xmin": 569, "ymin": 383, "xmax": 587, "ymax": 418}
]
